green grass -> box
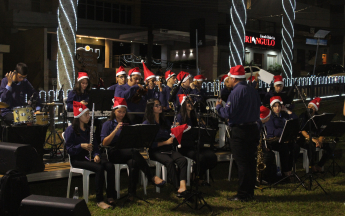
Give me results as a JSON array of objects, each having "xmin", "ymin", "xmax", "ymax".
[{"xmin": 29, "ymin": 98, "xmax": 345, "ymax": 215}]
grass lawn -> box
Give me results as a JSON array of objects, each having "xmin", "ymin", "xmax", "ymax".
[{"xmin": 29, "ymin": 98, "xmax": 345, "ymax": 215}]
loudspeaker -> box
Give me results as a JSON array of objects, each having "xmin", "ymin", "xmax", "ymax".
[
  {"xmin": 0, "ymin": 142, "xmax": 45, "ymax": 174},
  {"xmin": 190, "ymin": 18, "xmax": 206, "ymax": 48},
  {"xmin": 20, "ymin": 195, "xmax": 91, "ymax": 216}
]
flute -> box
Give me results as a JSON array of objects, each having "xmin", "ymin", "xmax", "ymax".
[{"xmin": 89, "ymin": 103, "xmax": 95, "ymax": 161}]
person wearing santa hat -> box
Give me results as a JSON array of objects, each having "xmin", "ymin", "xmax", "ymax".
[
  {"xmin": 160, "ymin": 70, "xmax": 177, "ymax": 110},
  {"xmin": 220, "ymin": 74, "xmax": 232, "ymax": 102},
  {"xmin": 64, "ymin": 101, "xmax": 116, "ymax": 209},
  {"xmin": 108, "ymin": 66, "xmax": 127, "ymax": 94},
  {"xmin": 265, "ymin": 96, "xmax": 298, "ymax": 179},
  {"xmin": 216, "ymin": 65, "xmax": 261, "ymax": 202},
  {"xmin": 298, "ymin": 97, "xmax": 334, "ymax": 173},
  {"xmin": 190, "ymin": 74, "xmax": 207, "ymax": 99},
  {"xmin": 176, "ymin": 94, "xmax": 217, "ymax": 186},
  {"xmin": 115, "ymin": 66, "xmax": 155, "ymax": 124},
  {"xmin": 66, "ymin": 72, "xmax": 90, "ymax": 112},
  {"xmin": 173, "ymin": 71, "xmax": 199, "ymax": 110},
  {"xmin": 140, "ymin": 61, "xmax": 165, "ymax": 104},
  {"xmin": 263, "ymin": 75, "xmax": 294, "ymax": 111},
  {"xmin": 247, "ymin": 73, "xmax": 259, "ymax": 89},
  {"xmin": 101, "ymin": 97, "xmax": 166, "ymax": 198},
  {"xmin": 142, "ymin": 98, "xmax": 188, "ymax": 197}
]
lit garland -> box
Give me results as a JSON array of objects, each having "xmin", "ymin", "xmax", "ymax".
[
  {"xmin": 57, "ymin": 0, "xmax": 77, "ymax": 96},
  {"xmin": 229, "ymin": 0, "xmax": 247, "ymax": 68},
  {"xmin": 282, "ymin": 0, "xmax": 296, "ymax": 78}
]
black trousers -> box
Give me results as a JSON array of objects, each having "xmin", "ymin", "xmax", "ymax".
[
  {"xmin": 149, "ymin": 150, "xmax": 187, "ymax": 189},
  {"xmin": 299, "ymin": 141, "xmax": 335, "ymax": 167},
  {"xmin": 269, "ymin": 141, "xmax": 300, "ymax": 173},
  {"xmin": 71, "ymin": 157, "xmax": 116, "ymax": 202},
  {"xmin": 178, "ymin": 147, "xmax": 217, "ymax": 179},
  {"xmin": 108, "ymin": 148, "xmax": 153, "ymax": 194},
  {"xmin": 3, "ymin": 112, "xmax": 13, "ymax": 125},
  {"xmin": 230, "ymin": 124, "xmax": 259, "ymax": 198}
]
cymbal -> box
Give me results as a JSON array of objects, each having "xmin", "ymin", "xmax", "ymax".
[
  {"xmin": 42, "ymin": 102, "xmax": 64, "ymax": 106},
  {"xmin": 0, "ymin": 102, "xmax": 9, "ymax": 108}
]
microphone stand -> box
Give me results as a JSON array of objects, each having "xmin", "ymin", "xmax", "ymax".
[
  {"xmin": 173, "ymin": 99, "xmax": 213, "ymax": 213},
  {"xmin": 291, "ymin": 83, "xmax": 327, "ymax": 194}
]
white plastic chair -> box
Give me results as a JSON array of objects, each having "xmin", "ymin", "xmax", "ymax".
[
  {"xmin": 185, "ymin": 157, "xmax": 210, "ymax": 186},
  {"xmin": 103, "ymin": 147, "xmax": 147, "ymax": 199},
  {"xmin": 149, "ymin": 160, "xmax": 167, "ymax": 193},
  {"xmin": 300, "ymin": 147, "xmax": 324, "ymax": 173},
  {"xmin": 227, "ymin": 154, "xmax": 235, "ymax": 181},
  {"xmin": 63, "ymin": 132, "xmax": 94, "ymax": 204}
]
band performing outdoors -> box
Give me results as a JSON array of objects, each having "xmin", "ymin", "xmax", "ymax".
[{"xmin": 0, "ymin": 61, "xmax": 344, "ymax": 213}]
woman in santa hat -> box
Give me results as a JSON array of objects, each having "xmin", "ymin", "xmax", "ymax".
[
  {"xmin": 298, "ymin": 97, "xmax": 335, "ymax": 173},
  {"xmin": 175, "ymin": 94, "xmax": 217, "ymax": 186},
  {"xmin": 143, "ymin": 98, "xmax": 188, "ymax": 197},
  {"xmin": 64, "ymin": 101, "xmax": 116, "ymax": 209},
  {"xmin": 66, "ymin": 72, "xmax": 90, "ymax": 112},
  {"xmin": 108, "ymin": 66, "xmax": 127, "ymax": 94},
  {"xmin": 101, "ymin": 97, "xmax": 166, "ymax": 198},
  {"xmin": 265, "ymin": 96, "xmax": 299, "ymax": 178}
]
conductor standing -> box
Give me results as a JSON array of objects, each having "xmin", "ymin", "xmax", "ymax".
[{"xmin": 216, "ymin": 65, "xmax": 261, "ymax": 202}]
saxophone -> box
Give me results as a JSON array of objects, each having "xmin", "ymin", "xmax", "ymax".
[
  {"xmin": 256, "ymin": 132, "xmax": 266, "ymax": 183},
  {"xmin": 89, "ymin": 103, "xmax": 95, "ymax": 161}
]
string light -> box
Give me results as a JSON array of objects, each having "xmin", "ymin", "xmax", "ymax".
[
  {"xmin": 57, "ymin": 0, "xmax": 78, "ymax": 96},
  {"xmin": 282, "ymin": 0, "xmax": 295, "ymax": 78},
  {"xmin": 229, "ymin": 0, "xmax": 247, "ymax": 68}
]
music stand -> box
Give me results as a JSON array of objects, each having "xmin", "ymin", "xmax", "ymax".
[
  {"xmin": 270, "ymin": 119, "xmax": 307, "ymax": 190},
  {"xmin": 301, "ymin": 113, "xmax": 335, "ymax": 133},
  {"xmin": 111, "ymin": 124, "xmax": 159, "ymax": 205},
  {"xmin": 319, "ymin": 121, "xmax": 345, "ymax": 176},
  {"xmin": 88, "ymin": 90, "xmax": 114, "ymax": 112}
]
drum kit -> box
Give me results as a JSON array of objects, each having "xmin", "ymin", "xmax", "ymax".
[{"xmin": 0, "ymin": 100, "xmax": 65, "ymax": 159}]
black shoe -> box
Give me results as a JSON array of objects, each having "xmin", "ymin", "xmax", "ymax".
[
  {"xmin": 227, "ymin": 195, "xmax": 249, "ymax": 202},
  {"xmin": 176, "ymin": 190, "xmax": 190, "ymax": 198}
]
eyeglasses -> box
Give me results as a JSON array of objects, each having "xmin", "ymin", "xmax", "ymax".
[{"xmin": 154, "ymin": 104, "xmax": 162, "ymax": 108}]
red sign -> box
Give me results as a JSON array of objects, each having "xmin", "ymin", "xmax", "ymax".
[{"xmin": 245, "ymin": 36, "xmax": 276, "ymax": 47}]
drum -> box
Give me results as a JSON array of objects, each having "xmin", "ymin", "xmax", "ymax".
[
  {"xmin": 35, "ymin": 113, "xmax": 49, "ymax": 125},
  {"xmin": 13, "ymin": 106, "xmax": 34, "ymax": 124}
]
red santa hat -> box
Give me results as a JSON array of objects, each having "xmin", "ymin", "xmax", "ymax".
[
  {"xmin": 274, "ymin": 75, "xmax": 284, "ymax": 86},
  {"xmin": 73, "ymin": 101, "xmax": 89, "ymax": 118},
  {"xmin": 193, "ymin": 75, "xmax": 207, "ymax": 82},
  {"xmin": 229, "ymin": 65, "xmax": 246, "ymax": 78},
  {"xmin": 77, "ymin": 72, "xmax": 89, "ymax": 82},
  {"xmin": 116, "ymin": 66, "xmax": 126, "ymax": 77},
  {"xmin": 141, "ymin": 60, "xmax": 155, "ymax": 81},
  {"xmin": 165, "ymin": 70, "xmax": 176, "ymax": 81},
  {"xmin": 309, "ymin": 97, "xmax": 321, "ymax": 111},
  {"xmin": 178, "ymin": 94, "xmax": 188, "ymax": 105},
  {"xmin": 112, "ymin": 97, "xmax": 127, "ymax": 110},
  {"xmin": 270, "ymin": 96, "xmax": 283, "ymax": 107},
  {"xmin": 176, "ymin": 71, "xmax": 191, "ymax": 83},
  {"xmin": 128, "ymin": 67, "xmax": 141, "ymax": 79},
  {"xmin": 220, "ymin": 74, "xmax": 229, "ymax": 82},
  {"xmin": 170, "ymin": 124, "xmax": 191, "ymax": 145},
  {"xmin": 260, "ymin": 105, "xmax": 271, "ymax": 120},
  {"xmin": 247, "ymin": 76, "xmax": 255, "ymax": 83}
]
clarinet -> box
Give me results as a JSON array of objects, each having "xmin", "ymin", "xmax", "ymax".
[{"xmin": 89, "ymin": 103, "xmax": 95, "ymax": 161}]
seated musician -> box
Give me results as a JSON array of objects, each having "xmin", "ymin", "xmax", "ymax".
[
  {"xmin": 101, "ymin": 97, "xmax": 166, "ymax": 198},
  {"xmin": 220, "ymin": 74, "xmax": 231, "ymax": 102},
  {"xmin": 176, "ymin": 94, "xmax": 217, "ymax": 185},
  {"xmin": 141, "ymin": 61, "xmax": 164, "ymax": 104},
  {"xmin": 66, "ymin": 72, "xmax": 90, "ymax": 112},
  {"xmin": 174, "ymin": 71, "xmax": 199, "ymax": 111},
  {"xmin": 115, "ymin": 67, "xmax": 154, "ymax": 124},
  {"xmin": 0, "ymin": 63, "xmax": 41, "ymax": 123},
  {"xmin": 263, "ymin": 75, "xmax": 284, "ymax": 106},
  {"xmin": 298, "ymin": 97, "xmax": 335, "ymax": 173},
  {"xmin": 190, "ymin": 75, "xmax": 207, "ymax": 99},
  {"xmin": 247, "ymin": 74, "xmax": 259, "ymax": 89},
  {"xmin": 108, "ymin": 66, "xmax": 127, "ymax": 94},
  {"xmin": 265, "ymin": 96, "xmax": 298, "ymax": 178},
  {"xmin": 161, "ymin": 70, "xmax": 176, "ymax": 111},
  {"xmin": 64, "ymin": 101, "xmax": 116, "ymax": 209},
  {"xmin": 143, "ymin": 98, "xmax": 188, "ymax": 197}
]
